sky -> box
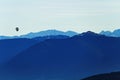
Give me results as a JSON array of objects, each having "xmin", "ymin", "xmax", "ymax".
[{"xmin": 0, "ymin": 0, "xmax": 120, "ymax": 36}]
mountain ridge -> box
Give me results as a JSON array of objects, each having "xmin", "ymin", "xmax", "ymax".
[
  {"xmin": 2, "ymin": 31, "xmax": 120, "ymax": 80},
  {"xmin": 100, "ymin": 29, "xmax": 120, "ymax": 37},
  {"xmin": 82, "ymin": 71, "xmax": 120, "ymax": 80},
  {"xmin": 0, "ymin": 30, "xmax": 78, "ymax": 40}
]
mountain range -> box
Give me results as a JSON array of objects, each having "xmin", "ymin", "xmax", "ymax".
[
  {"xmin": 1, "ymin": 29, "xmax": 120, "ymax": 40},
  {"xmin": 100, "ymin": 29, "xmax": 120, "ymax": 37},
  {"xmin": 0, "ymin": 30, "xmax": 77, "ymax": 40},
  {"xmin": 1, "ymin": 31, "xmax": 120, "ymax": 80}
]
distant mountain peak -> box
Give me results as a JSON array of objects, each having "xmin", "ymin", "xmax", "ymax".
[
  {"xmin": 82, "ymin": 31, "xmax": 97, "ymax": 35},
  {"xmin": 74, "ymin": 31, "xmax": 99, "ymax": 37}
]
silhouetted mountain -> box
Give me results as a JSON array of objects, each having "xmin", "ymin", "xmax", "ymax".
[
  {"xmin": 82, "ymin": 71, "xmax": 120, "ymax": 80},
  {"xmin": 2, "ymin": 31, "xmax": 120, "ymax": 80},
  {"xmin": 0, "ymin": 35, "xmax": 69, "ymax": 64},
  {"xmin": 100, "ymin": 29, "xmax": 120, "ymax": 37},
  {"xmin": 0, "ymin": 38, "xmax": 38, "ymax": 63}
]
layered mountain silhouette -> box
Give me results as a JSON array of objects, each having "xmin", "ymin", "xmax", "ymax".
[
  {"xmin": 0, "ymin": 30, "xmax": 77, "ymax": 40},
  {"xmin": 0, "ymin": 38, "xmax": 38, "ymax": 63},
  {"xmin": 100, "ymin": 29, "xmax": 120, "ymax": 37},
  {"xmin": 0, "ymin": 35, "xmax": 69, "ymax": 64},
  {"xmin": 1, "ymin": 31, "xmax": 120, "ymax": 80},
  {"xmin": 82, "ymin": 71, "xmax": 120, "ymax": 80}
]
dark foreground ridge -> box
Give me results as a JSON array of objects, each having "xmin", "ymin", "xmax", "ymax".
[{"xmin": 82, "ymin": 71, "xmax": 120, "ymax": 80}]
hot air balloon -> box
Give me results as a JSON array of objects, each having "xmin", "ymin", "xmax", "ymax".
[{"xmin": 16, "ymin": 27, "xmax": 19, "ymax": 31}]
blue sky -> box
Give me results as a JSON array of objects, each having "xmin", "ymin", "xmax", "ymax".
[{"xmin": 0, "ymin": 0, "xmax": 120, "ymax": 36}]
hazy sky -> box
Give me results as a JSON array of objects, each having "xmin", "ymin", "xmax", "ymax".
[{"xmin": 0, "ymin": 0, "xmax": 120, "ymax": 36}]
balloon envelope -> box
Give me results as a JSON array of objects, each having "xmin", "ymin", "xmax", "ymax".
[{"xmin": 16, "ymin": 27, "xmax": 19, "ymax": 31}]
